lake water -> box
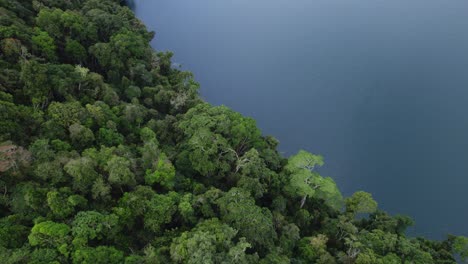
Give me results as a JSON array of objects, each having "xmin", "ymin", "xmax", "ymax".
[{"xmin": 132, "ymin": 0, "xmax": 468, "ymax": 239}]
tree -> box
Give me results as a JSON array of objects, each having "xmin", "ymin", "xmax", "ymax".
[
  {"xmin": 47, "ymin": 101, "xmax": 86, "ymax": 128},
  {"xmin": 298, "ymin": 235, "xmax": 336, "ymax": 264},
  {"xmin": 35, "ymin": 9, "xmax": 64, "ymax": 40},
  {"xmin": 1, "ymin": 38, "xmax": 24, "ymax": 62},
  {"xmin": 452, "ymin": 236, "xmax": 468, "ymax": 262},
  {"xmin": 75, "ymin": 65, "xmax": 90, "ymax": 92},
  {"xmin": 31, "ymin": 28, "xmax": 57, "ymax": 60},
  {"xmin": 64, "ymin": 157, "xmax": 99, "ymax": 193},
  {"xmin": 65, "ymin": 39, "xmax": 87, "ymax": 63},
  {"xmin": 345, "ymin": 191, "xmax": 378, "ymax": 217},
  {"xmin": 82, "ymin": 5, "xmax": 124, "ymax": 42},
  {"xmin": 30, "ymin": 248, "xmax": 64, "ymax": 264},
  {"xmin": 117, "ymin": 186, "xmax": 156, "ymax": 219},
  {"xmin": 91, "ymin": 178, "xmax": 111, "ymax": 201},
  {"xmin": 85, "ymin": 101, "xmax": 118, "ymax": 128},
  {"xmin": 360, "ymin": 211, "xmax": 414, "ymax": 235},
  {"xmin": 36, "ymin": 8, "xmax": 97, "ymax": 43},
  {"xmin": 10, "ymin": 182, "xmax": 49, "ymax": 216},
  {"xmin": 8, "ymin": 107, "xmax": 40, "ymax": 143},
  {"xmin": 285, "ymin": 150, "xmax": 342, "ymax": 210},
  {"xmin": 138, "ymin": 137, "xmax": 160, "ymax": 171},
  {"xmin": 179, "ymin": 103, "xmax": 261, "ymax": 151},
  {"xmin": 145, "ymin": 153, "xmax": 175, "ymax": 189},
  {"xmin": 359, "ymin": 229, "xmax": 398, "ymax": 256},
  {"xmin": 20, "ymin": 60, "xmax": 50, "ymax": 110},
  {"xmin": 119, "ymin": 103, "xmax": 148, "ymax": 132},
  {"xmin": 235, "ymin": 148, "xmax": 274, "ymax": 198},
  {"xmin": 71, "ymin": 211, "xmax": 119, "ymax": 247},
  {"xmin": 72, "ymin": 246, "xmax": 124, "ymax": 264},
  {"xmin": 143, "ymin": 194, "xmax": 177, "ymax": 233},
  {"xmin": 81, "ymin": 146, "xmax": 115, "ymax": 170},
  {"xmin": 46, "ymin": 188, "xmax": 87, "ymax": 219},
  {"xmin": 170, "ymin": 218, "xmax": 254, "ymax": 264},
  {"xmin": 178, "ymin": 193, "xmax": 195, "ymax": 224},
  {"xmin": 217, "ymin": 188, "xmax": 277, "ymax": 252},
  {"xmin": 89, "ymin": 30, "xmax": 150, "ymax": 80},
  {"xmin": 28, "ymin": 221, "xmax": 70, "ymax": 249},
  {"xmin": 41, "ymin": 64, "xmax": 81, "ymax": 100},
  {"xmin": 124, "ymin": 85, "xmax": 142, "ymax": 100},
  {"xmin": 186, "ymin": 128, "xmax": 233, "ymax": 177},
  {"xmin": 105, "ymin": 156, "xmax": 136, "ymax": 187},
  {"xmin": 69, "ymin": 123, "xmax": 95, "ymax": 149},
  {"xmin": 0, "ymin": 217, "xmax": 29, "ymax": 248},
  {"xmin": 278, "ymin": 223, "xmax": 300, "ymax": 254},
  {"xmin": 96, "ymin": 127, "xmax": 124, "ymax": 146},
  {"xmin": 177, "ymin": 103, "xmax": 268, "ymax": 179}
]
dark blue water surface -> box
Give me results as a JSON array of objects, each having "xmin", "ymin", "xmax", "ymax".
[{"xmin": 133, "ymin": 0, "xmax": 468, "ymax": 239}]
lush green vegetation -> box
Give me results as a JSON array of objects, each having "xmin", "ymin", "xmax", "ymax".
[{"xmin": 0, "ymin": 0, "xmax": 467, "ymax": 263}]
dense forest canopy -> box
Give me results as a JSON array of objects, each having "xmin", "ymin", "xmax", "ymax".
[{"xmin": 0, "ymin": 0, "xmax": 467, "ymax": 263}]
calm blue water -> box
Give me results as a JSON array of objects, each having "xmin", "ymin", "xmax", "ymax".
[{"xmin": 133, "ymin": 0, "xmax": 468, "ymax": 239}]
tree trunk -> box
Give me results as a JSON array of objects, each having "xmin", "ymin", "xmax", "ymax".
[{"xmin": 300, "ymin": 195, "xmax": 307, "ymax": 208}]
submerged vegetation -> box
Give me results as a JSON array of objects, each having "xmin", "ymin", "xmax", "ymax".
[{"xmin": 0, "ymin": 0, "xmax": 467, "ymax": 263}]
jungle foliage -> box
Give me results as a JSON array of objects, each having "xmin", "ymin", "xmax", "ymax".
[{"xmin": 0, "ymin": 0, "xmax": 467, "ymax": 263}]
